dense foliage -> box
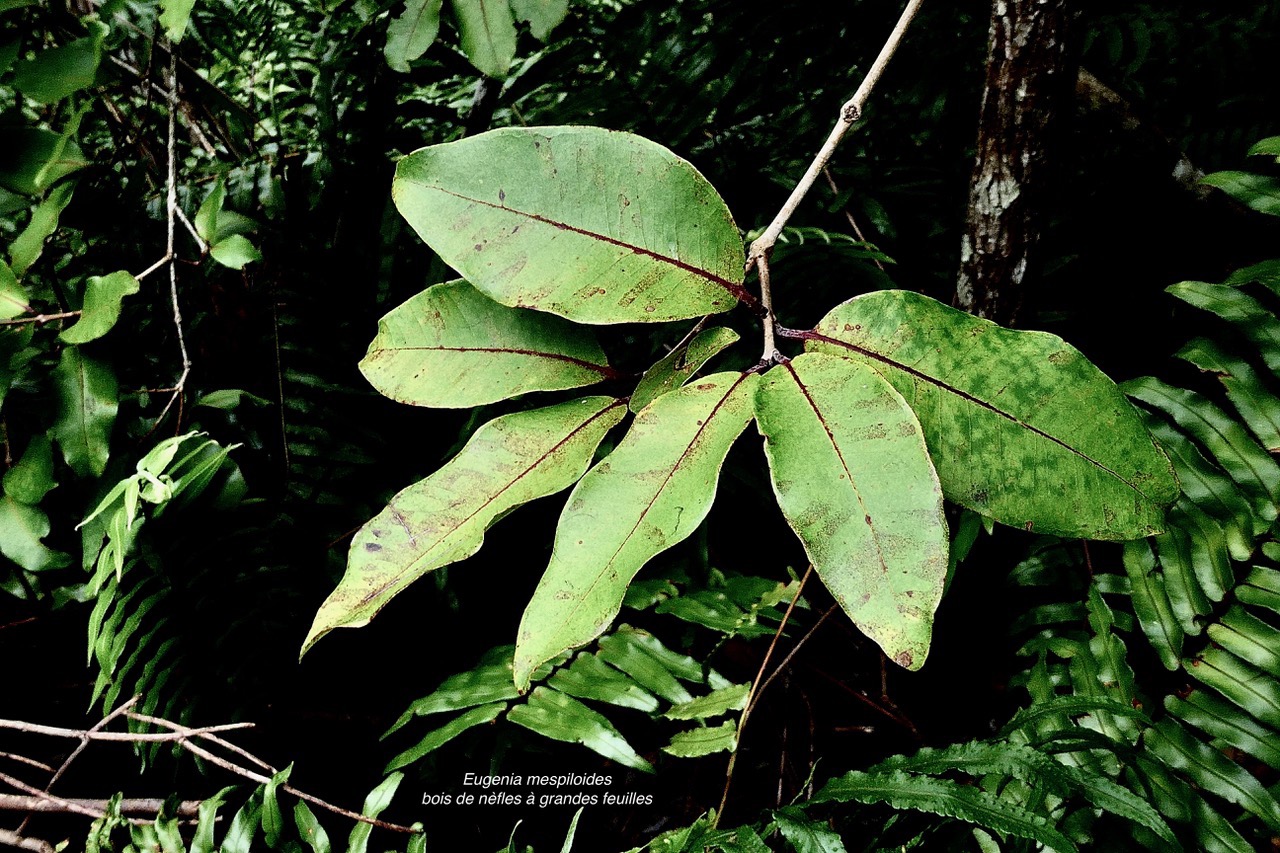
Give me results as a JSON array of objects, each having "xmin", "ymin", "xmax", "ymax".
[{"xmin": 2, "ymin": 0, "xmax": 1280, "ymax": 850}]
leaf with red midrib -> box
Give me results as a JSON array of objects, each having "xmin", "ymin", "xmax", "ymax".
[
  {"xmin": 302, "ymin": 396, "xmax": 625, "ymax": 657},
  {"xmin": 755, "ymin": 353, "xmax": 948, "ymax": 671},
  {"xmin": 514, "ymin": 372, "xmax": 759, "ymax": 689}
]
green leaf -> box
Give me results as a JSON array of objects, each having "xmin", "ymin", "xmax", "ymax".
[
  {"xmin": 0, "ymin": 129, "xmax": 89, "ymax": 196},
  {"xmin": 559, "ymin": 807, "xmax": 583, "ymax": 853},
  {"xmin": 1127, "ymin": 377, "xmax": 1280, "ymax": 524},
  {"xmin": 595, "ymin": 627, "xmax": 693, "ymax": 705},
  {"xmin": 1238, "ymin": 566, "xmax": 1280, "ymax": 615},
  {"xmin": 262, "ymin": 764, "xmax": 294, "ymax": 847},
  {"xmin": 756, "ymin": 352, "xmax": 948, "ymax": 669},
  {"xmin": 631, "ymin": 326, "xmax": 739, "ymax": 414},
  {"xmin": 506, "ymin": 686, "xmax": 653, "ymax": 771},
  {"xmin": 1248, "ymin": 136, "xmax": 1280, "ymax": 158},
  {"xmin": 1177, "ymin": 336, "xmax": 1280, "ymax": 451},
  {"xmin": 385, "ymin": 0, "xmax": 443, "ymax": 72},
  {"xmin": 773, "ymin": 807, "xmax": 847, "ymax": 853},
  {"xmin": 347, "ymin": 773, "xmax": 402, "ymax": 853},
  {"xmin": 303, "ymin": 396, "xmax": 624, "ymax": 654},
  {"xmin": 189, "ymin": 786, "xmax": 234, "ymax": 853},
  {"xmin": 221, "ymin": 793, "xmax": 262, "ymax": 853},
  {"xmin": 210, "ymin": 235, "xmax": 262, "ymax": 269},
  {"xmin": 0, "ymin": 494, "xmax": 69, "ymax": 571},
  {"xmin": 663, "ymin": 720, "xmax": 737, "ymax": 758},
  {"xmin": 513, "ymin": 373, "xmax": 758, "ymax": 688},
  {"xmin": 814, "ymin": 770, "xmax": 1077, "ymax": 852},
  {"xmin": 385, "ymin": 702, "xmax": 506, "ymax": 771},
  {"xmin": 293, "ymin": 800, "xmax": 332, "ymax": 853},
  {"xmin": 1144, "ymin": 719, "xmax": 1280, "ymax": 831},
  {"xmin": 50, "ymin": 347, "xmax": 118, "ymax": 478},
  {"xmin": 664, "ymin": 683, "xmax": 749, "ymax": 720},
  {"xmin": 1122, "ymin": 540, "xmax": 1183, "ymax": 671},
  {"xmin": 194, "ymin": 179, "xmax": 224, "ymax": 244},
  {"xmin": 10, "ymin": 180, "xmax": 75, "ymax": 277},
  {"xmin": 11, "ymin": 33, "xmax": 103, "ymax": 104},
  {"xmin": 1169, "ymin": 281, "xmax": 1280, "ymax": 376},
  {"xmin": 361, "ymin": 280, "xmax": 615, "ymax": 408},
  {"xmin": 451, "ymin": 0, "xmax": 517, "ymax": 78},
  {"xmin": 392, "ymin": 126, "xmax": 747, "ymax": 324},
  {"xmin": 548, "ymin": 652, "xmax": 661, "ymax": 712},
  {"xmin": 60, "ymin": 271, "xmax": 140, "ymax": 344},
  {"xmin": 386, "ymin": 650, "xmax": 518, "ymax": 734},
  {"xmin": 1185, "ymin": 647, "xmax": 1280, "ymax": 729},
  {"xmin": 0, "ymin": 259, "xmax": 29, "ymax": 319},
  {"xmin": 509, "ymin": 0, "xmax": 569, "ymax": 41},
  {"xmin": 1167, "ymin": 691, "xmax": 1280, "ymax": 772},
  {"xmin": 159, "ymin": 0, "xmax": 198, "ymax": 41},
  {"xmin": 1209, "ymin": 605, "xmax": 1280, "ymax": 676},
  {"xmin": 808, "ymin": 291, "xmax": 1177, "ymax": 539},
  {"xmin": 4, "ymin": 433, "xmax": 56, "ymax": 505},
  {"xmin": 1201, "ymin": 171, "xmax": 1280, "ymax": 216}
]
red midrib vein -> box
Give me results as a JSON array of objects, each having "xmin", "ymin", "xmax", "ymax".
[
  {"xmin": 537, "ymin": 373, "xmax": 752, "ymax": 650},
  {"xmin": 375, "ymin": 345, "xmax": 619, "ymax": 378},
  {"xmin": 808, "ymin": 331, "xmax": 1151, "ymax": 499},
  {"xmin": 418, "ymin": 184, "xmax": 754, "ymax": 304},
  {"xmin": 784, "ymin": 362, "xmax": 892, "ymax": 581},
  {"xmin": 352, "ymin": 399, "xmax": 626, "ymax": 609}
]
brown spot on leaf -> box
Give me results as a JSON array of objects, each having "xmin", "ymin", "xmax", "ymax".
[
  {"xmin": 894, "ymin": 650, "xmax": 914, "ymax": 668},
  {"xmin": 365, "ymin": 543, "xmax": 382, "ymax": 552}
]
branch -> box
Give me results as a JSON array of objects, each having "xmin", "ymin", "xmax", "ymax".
[
  {"xmin": 156, "ymin": 52, "xmax": 192, "ymax": 430},
  {"xmin": 0, "ymin": 795, "xmax": 200, "ymax": 817},
  {"xmin": 716, "ymin": 565, "xmax": 813, "ymax": 824},
  {"xmin": 748, "ymin": 0, "xmax": 926, "ymax": 267},
  {"xmin": 746, "ymin": 0, "xmax": 925, "ymax": 358},
  {"xmin": 0, "ymin": 311, "xmax": 79, "ymax": 327},
  {"xmin": 0, "ymin": 828, "xmax": 56, "ymax": 853}
]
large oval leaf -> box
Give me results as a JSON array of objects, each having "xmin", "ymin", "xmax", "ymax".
[
  {"xmin": 302, "ymin": 396, "xmax": 625, "ymax": 655},
  {"xmin": 755, "ymin": 353, "xmax": 948, "ymax": 670},
  {"xmin": 806, "ymin": 291, "xmax": 1178, "ymax": 539},
  {"xmin": 513, "ymin": 372, "xmax": 759, "ymax": 689},
  {"xmin": 360, "ymin": 280, "xmax": 616, "ymax": 408},
  {"xmin": 391, "ymin": 126, "xmax": 748, "ymax": 324}
]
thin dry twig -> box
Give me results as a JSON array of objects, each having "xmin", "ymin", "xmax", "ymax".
[
  {"xmin": 0, "ymin": 311, "xmax": 80, "ymax": 327},
  {"xmin": 14, "ymin": 698, "xmax": 139, "ymax": 835},
  {"xmin": 0, "ymin": 827, "xmax": 56, "ymax": 853},
  {"xmin": 0, "ymin": 795, "xmax": 201, "ymax": 817},
  {"xmin": 0, "ymin": 704, "xmax": 421, "ymax": 836},
  {"xmin": 0, "ymin": 718, "xmax": 253, "ymax": 742},
  {"xmin": 0, "ymin": 755, "xmax": 52, "ymax": 774},
  {"xmin": 748, "ymin": 0, "xmax": 925, "ymax": 354},
  {"xmin": 716, "ymin": 565, "xmax": 813, "ymax": 824},
  {"xmin": 821, "ymin": 167, "xmax": 887, "ymax": 272},
  {"xmin": 154, "ymin": 52, "xmax": 192, "ymax": 431}
]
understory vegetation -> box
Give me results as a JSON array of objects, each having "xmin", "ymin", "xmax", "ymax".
[{"xmin": 3, "ymin": 1, "xmax": 1280, "ymax": 851}]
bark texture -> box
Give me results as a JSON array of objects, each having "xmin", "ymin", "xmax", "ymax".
[{"xmin": 955, "ymin": 0, "xmax": 1076, "ymax": 325}]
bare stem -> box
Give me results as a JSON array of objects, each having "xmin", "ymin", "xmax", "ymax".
[
  {"xmin": 14, "ymin": 697, "xmax": 138, "ymax": 834},
  {"xmin": 757, "ymin": 255, "xmax": 780, "ymax": 363},
  {"xmin": 715, "ymin": 565, "xmax": 813, "ymax": 825},
  {"xmin": 156, "ymin": 52, "xmax": 192, "ymax": 430},
  {"xmin": 748, "ymin": 0, "xmax": 925, "ymax": 268},
  {"xmin": 0, "ymin": 311, "xmax": 80, "ymax": 327},
  {"xmin": 821, "ymin": 167, "xmax": 887, "ymax": 272},
  {"xmin": 0, "ymin": 828, "xmax": 56, "ymax": 853},
  {"xmin": 0, "ymin": 795, "xmax": 201, "ymax": 817}
]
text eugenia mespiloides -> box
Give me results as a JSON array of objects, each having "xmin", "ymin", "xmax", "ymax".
[{"xmin": 420, "ymin": 771, "xmax": 654, "ymax": 808}]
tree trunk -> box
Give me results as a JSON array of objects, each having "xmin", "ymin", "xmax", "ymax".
[{"xmin": 955, "ymin": 0, "xmax": 1076, "ymax": 325}]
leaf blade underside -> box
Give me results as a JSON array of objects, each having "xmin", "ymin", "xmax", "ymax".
[
  {"xmin": 360, "ymin": 279, "xmax": 615, "ymax": 408},
  {"xmin": 806, "ymin": 290, "xmax": 1178, "ymax": 539},
  {"xmin": 513, "ymin": 372, "xmax": 759, "ymax": 689},
  {"xmin": 392, "ymin": 126, "xmax": 747, "ymax": 324},
  {"xmin": 302, "ymin": 396, "xmax": 625, "ymax": 656},
  {"xmin": 755, "ymin": 352, "xmax": 948, "ymax": 670}
]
